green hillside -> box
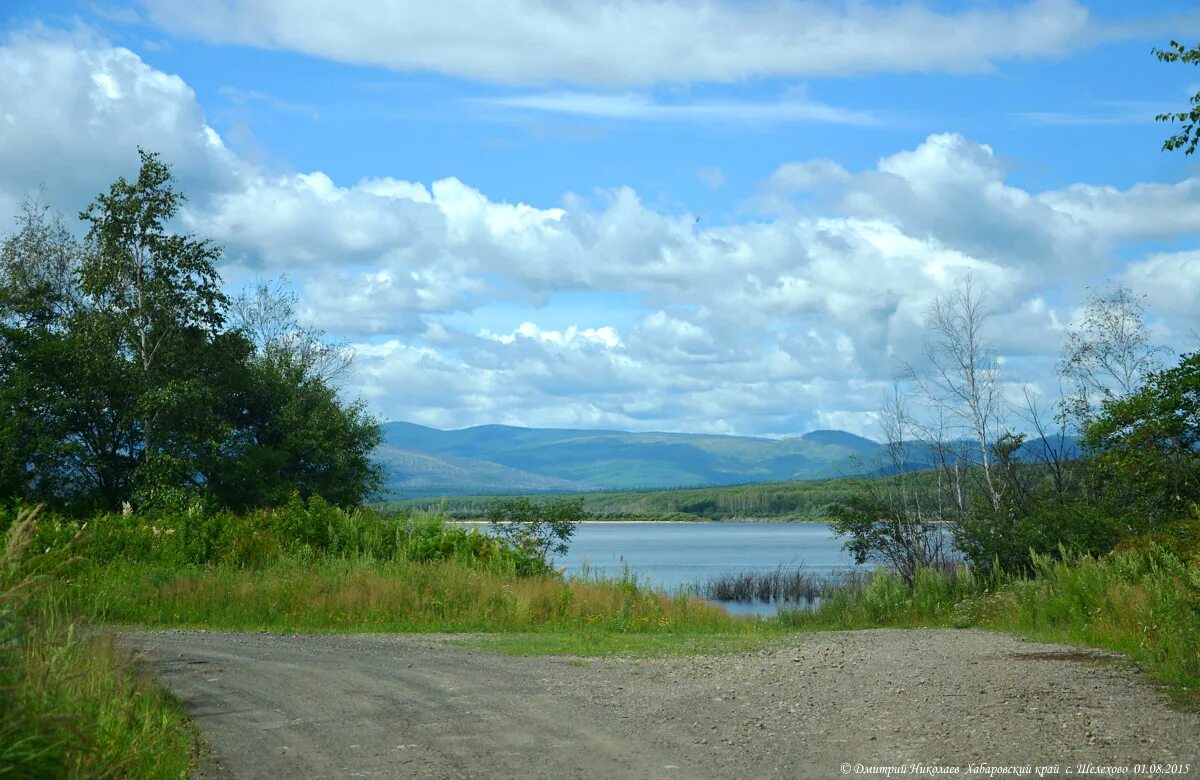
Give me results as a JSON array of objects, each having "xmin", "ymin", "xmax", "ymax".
[
  {"xmin": 373, "ymin": 444, "xmax": 594, "ymax": 497},
  {"xmin": 378, "ymin": 422, "xmax": 880, "ymax": 494}
]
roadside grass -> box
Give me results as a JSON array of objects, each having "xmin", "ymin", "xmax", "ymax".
[
  {"xmin": 2, "ymin": 602, "xmax": 198, "ymax": 778},
  {"xmin": 1, "ymin": 508, "xmax": 197, "ymax": 778},
  {"xmin": 784, "ymin": 548, "xmax": 1200, "ymax": 700}
]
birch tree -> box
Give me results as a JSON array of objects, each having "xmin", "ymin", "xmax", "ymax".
[
  {"xmin": 1059, "ymin": 284, "xmax": 1164, "ymax": 429},
  {"xmin": 910, "ymin": 275, "xmax": 1008, "ymax": 510},
  {"xmin": 77, "ymin": 149, "xmax": 227, "ymax": 467}
]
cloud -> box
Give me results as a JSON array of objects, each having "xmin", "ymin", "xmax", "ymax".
[
  {"xmin": 1039, "ymin": 180, "xmax": 1200, "ymax": 242},
  {"xmin": 0, "ymin": 28, "xmax": 242, "ymax": 221},
  {"xmin": 481, "ymin": 322, "xmax": 622, "ymax": 349},
  {"xmin": 762, "ymin": 134, "xmax": 1103, "ymax": 273},
  {"xmin": 139, "ymin": 0, "xmax": 1097, "ymax": 86},
  {"xmin": 2, "ymin": 31, "xmax": 1199, "ymax": 437},
  {"xmin": 1121, "ymin": 249, "xmax": 1200, "ymax": 327},
  {"xmin": 478, "ymin": 91, "xmax": 877, "ymax": 125}
]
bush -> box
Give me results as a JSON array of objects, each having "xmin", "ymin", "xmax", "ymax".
[
  {"xmin": 955, "ymin": 494, "xmax": 1126, "ymax": 574},
  {"xmin": 1113, "ymin": 511, "xmax": 1200, "ymax": 565},
  {"xmin": 487, "ymin": 497, "xmax": 585, "ymax": 575},
  {"xmin": 4, "ymin": 497, "xmax": 554, "ymax": 575}
]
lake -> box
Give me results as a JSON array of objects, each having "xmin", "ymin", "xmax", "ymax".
[{"xmin": 556, "ymin": 521, "xmax": 865, "ymax": 615}]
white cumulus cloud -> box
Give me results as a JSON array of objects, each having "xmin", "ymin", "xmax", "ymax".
[{"xmin": 2, "ymin": 31, "xmax": 1199, "ymax": 437}]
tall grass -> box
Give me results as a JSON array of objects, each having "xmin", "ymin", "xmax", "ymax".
[
  {"xmin": 37, "ymin": 496, "xmax": 542, "ymax": 574},
  {"xmin": 1, "ymin": 507, "xmax": 195, "ymax": 778},
  {"xmin": 68, "ymin": 556, "xmax": 741, "ymax": 636},
  {"xmin": 989, "ymin": 551, "xmax": 1200, "ymax": 688}
]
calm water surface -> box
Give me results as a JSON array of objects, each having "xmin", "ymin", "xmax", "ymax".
[{"xmin": 557, "ymin": 521, "xmax": 864, "ymax": 615}]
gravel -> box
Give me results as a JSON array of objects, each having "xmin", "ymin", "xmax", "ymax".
[{"xmin": 122, "ymin": 628, "xmax": 1200, "ymax": 779}]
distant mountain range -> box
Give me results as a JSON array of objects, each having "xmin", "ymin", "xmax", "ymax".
[{"xmin": 377, "ymin": 422, "xmax": 884, "ymax": 497}]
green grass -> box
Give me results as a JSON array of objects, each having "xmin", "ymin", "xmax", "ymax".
[
  {"xmin": 1, "ymin": 508, "xmax": 198, "ymax": 778},
  {"xmin": 1, "ymin": 603, "xmax": 198, "ymax": 778},
  {"xmin": 455, "ymin": 630, "xmax": 777, "ymax": 658},
  {"xmin": 65, "ymin": 556, "xmax": 751, "ymax": 639}
]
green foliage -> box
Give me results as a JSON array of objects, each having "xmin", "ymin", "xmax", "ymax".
[
  {"xmin": 66, "ymin": 555, "xmax": 742, "ymax": 639},
  {"xmin": 487, "ymin": 496, "xmax": 585, "ymax": 573},
  {"xmin": 1084, "ymin": 351, "xmax": 1200, "ymax": 528},
  {"xmin": 1154, "ymin": 40, "xmax": 1200, "ymax": 155},
  {"xmin": 1000, "ymin": 550, "xmax": 1200, "ymax": 688},
  {"xmin": 954, "ymin": 494, "xmax": 1125, "ymax": 575},
  {"xmin": 828, "ymin": 492, "xmax": 948, "ymax": 585},
  {"xmin": 1, "ymin": 507, "xmax": 194, "ymax": 777},
  {"xmin": 1114, "ymin": 512, "xmax": 1200, "ymax": 565},
  {"xmin": 783, "ymin": 565, "xmax": 994, "ymax": 629},
  {"xmin": 0, "ymin": 153, "xmax": 381, "ymax": 512},
  {"xmin": 11, "ymin": 498, "xmax": 550, "ymax": 576},
  {"xmin": 205, "ymin": 353, "xmax": 383, "ymax": 510}
]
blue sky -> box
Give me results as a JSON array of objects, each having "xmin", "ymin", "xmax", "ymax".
[{"xmin": 2, "ymin": 1, "xmax": 1200, "ymax": 437}]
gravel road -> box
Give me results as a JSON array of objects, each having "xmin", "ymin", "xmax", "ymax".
[{"xmin": 123, "ymin": 629, "xmax": 1200, "ymax": 779}]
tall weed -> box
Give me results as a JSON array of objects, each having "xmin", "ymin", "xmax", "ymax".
[{"xmin": 1, "ymin": 507, "xmax": 195, "ymax": 777}]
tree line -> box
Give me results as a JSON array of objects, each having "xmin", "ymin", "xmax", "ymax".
[{"xmin": 0, "ymin": 150, "xmax": 382, "ymax": 514}]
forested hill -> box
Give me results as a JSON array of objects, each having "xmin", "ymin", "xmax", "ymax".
[{"xmin": 377, "ymin": 422, "xmax": 881, "ymax": 496}]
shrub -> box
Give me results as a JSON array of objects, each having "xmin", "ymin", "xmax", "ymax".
[{"xmin": 487, "ymin": 496, "xmax": 584, "ymax": 574}]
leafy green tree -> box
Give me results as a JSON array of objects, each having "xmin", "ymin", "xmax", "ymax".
[
  {"xmin": 208, "ymin": 279, "xmax": 382, "ymax": 509},
  {"xmin": 0, "ymin": 203, "xmax": 96, "ymax": 504},
  {"xmin": 0, "ymin": 152, "xmax": 383, "ymax": 512},
  {"xmin": 206, "ymin": 353, "xmax": 383, "ymax": 509},
  {"xmin": 1084, "ymin": 351, "xmax": 1200, "ymax": 528},
  {"xmin": 1154, "ymin": 40, "xmax": 1200, "ymax": 155},
  {"xmin": 78, "ymin": 148, "xmax": 227, "ymax": 497}
]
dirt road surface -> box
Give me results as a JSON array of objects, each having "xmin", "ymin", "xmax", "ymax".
[{"xmin": 123, "ymin": 629, "xmax": 1200, "ymax": 779}]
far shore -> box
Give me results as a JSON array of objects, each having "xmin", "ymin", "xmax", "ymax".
[{"xmin": 448, "ymin": 518, "xmax": 828, "ymax": 524}]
